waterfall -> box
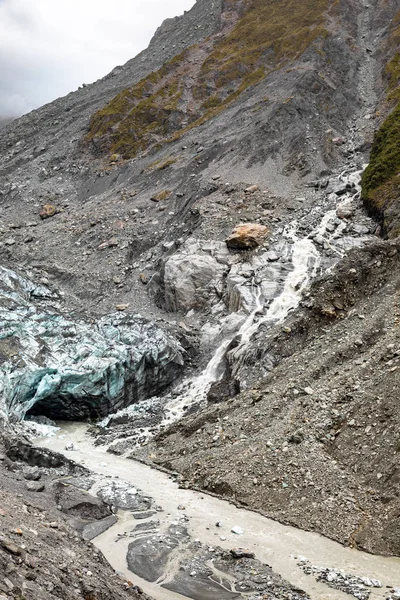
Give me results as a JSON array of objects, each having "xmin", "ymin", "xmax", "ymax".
[{"xmin": 161, "ymin": 212, "xmax": 336, "ymax": 426}]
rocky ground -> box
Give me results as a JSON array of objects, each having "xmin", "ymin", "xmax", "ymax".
[
  {"xmin": 140, "ymin": 238, "xmax": 400, "ymax": 557},
  {"xmin": 0, "ymin": 0, "xmax": 399, "ymax": 595},
  {"xmin": 0, "ymin": 433, "xmax": 151, "ymax": 600},
  {"xmin": 0, "ymin": 429, "xmax": 319, "ymax": 600}
]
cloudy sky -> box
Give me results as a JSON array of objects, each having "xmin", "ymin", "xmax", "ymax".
[{"xmin": 0, "ymin": 0, "xmax": 195, "ymax": 118}]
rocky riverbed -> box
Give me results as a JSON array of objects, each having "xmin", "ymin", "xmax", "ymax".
[
  {"xmin": 0, "ymin": 431, "xmax": 151, "ymax": 600},
  {"xmin": 31, "ymin": 422, "xmax": 400, "ymax": 600}
]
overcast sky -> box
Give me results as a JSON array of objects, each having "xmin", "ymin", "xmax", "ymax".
[{"xmin": 0, "ymin": 0, "xmax": 195, "ymax": 118}]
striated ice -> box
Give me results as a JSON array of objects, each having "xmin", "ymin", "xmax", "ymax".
[{"xmin": 0, "ymin": 266, "xmax": 183, "ymax": 422}]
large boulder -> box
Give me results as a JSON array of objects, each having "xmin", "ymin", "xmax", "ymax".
[
  {"xmin": 226, "ymin": 223, "xmax": 269, "ymax": 250},
  {"xmin": 52, "ymin": 480, "xmax": 111, "ymax": 519},
  {"xmin": 164, "ymin": 241, "xmax": 228, "ymax": 312},
  {"xmin": 0, "ymin": 266, "xmax": 183, "ymax": 421}
]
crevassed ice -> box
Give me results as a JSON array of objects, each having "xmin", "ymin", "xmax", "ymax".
[{"xmin": 0, "ymin": 267, "xmax": 183, "ymax": 422}]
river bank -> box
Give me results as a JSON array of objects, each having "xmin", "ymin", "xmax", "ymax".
[{"xmin": 35, "ymin": 422, "xmax": 400, "ymax": 600}]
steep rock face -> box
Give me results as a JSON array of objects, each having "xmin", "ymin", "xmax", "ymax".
[
  {"xmin": 164, "ymin": 252, "xmax": 226, "ymax": 312},
  {"xmin": 0, "ymin": 267, "xmax": 183, "ymax": 422}
]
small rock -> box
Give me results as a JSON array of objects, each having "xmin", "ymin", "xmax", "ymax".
[
  {"xmin": 231, "ymin": 526, "xmax": 244, "ymax": 535},
  {"xmin": 230, "ymin": 548, "xmax": 255, "ymax": 559},
  {"xmin": 26, "ymin": 481, "xmax": 45, "ymax": 492},
  {"xmin": 0, "ymin": 539, "xmax": 23, "ymax": 556},
  {"xmin": 23, "ymin": 466, "xmax": 41, "ymax": 481},
  {"xmin": 115, "ymin": 304, "xmax": 129, "ymax": 311},
  {"xmin": 266, "ymin": 251, "xmax": 279, "ymax": 262},
  {"xmin": 245, "ymin": 185, "xmax": 259, "ymax": 193},
  {"xmin": 4, "ymin": 238, "xmax": 16, "ymax": 246},
  {"xmin": 98, "ymin": 238, "xmax": 118, "ymax": 250},
  {"xmin": 226, "ymin": 223, "xmax": 269, "ymax": 250},
  {"xmin": 353, "ymin": 224, "xmax": 370, "ymax": 235},
  {"xmin": 289, "ymin": 430, "xmax": 304, "ymax": 444},
  {"xmin": 40, "ymin": 204, "xmax": 57, "ymax": 219},
  {"xmin": 304, "ymin": 387, "xmax": 314, "ymax": 395},
  {"xmin": 336, "ymin": 201, "xmax": 355, "ymax": 220}
]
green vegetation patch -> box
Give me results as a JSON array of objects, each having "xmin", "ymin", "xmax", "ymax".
[
  {"xmin": 197, "ymin": 0, "xmax": 328, "ymax": 93},
  {"xmin": 361, "ymin": 12, "xmax": 400, "ymax": 237},
  {"xmin": 85, "ymin": 0, "xmax": 330, "ymax": 160},
  {"xmin": 86, "ymin": 50, "xmax": 190, "ymax": 159}
]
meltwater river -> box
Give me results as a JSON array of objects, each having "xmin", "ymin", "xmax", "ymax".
[
  {"xmin": 32, "ymin": 174, "xmax": 400, "ymax": 600},
  {"xmin": 36, "ymin": 423, "xmax": 400, "ymax": 600}
]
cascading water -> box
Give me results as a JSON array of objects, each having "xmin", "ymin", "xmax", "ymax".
[
  {"xmin": 97, "ymin": 185, "xmax": 375, "ymax": 447},
  {"xmin": 234, "ymin": 210, "xmax": 336, "ymax": 353},
  {"xmin": 160, "ymin": 287, "xmax": 264, "ymax": 425},
  {"xmin": 159, "ymin": 211, "xmax": 337, "ymax": 429}
]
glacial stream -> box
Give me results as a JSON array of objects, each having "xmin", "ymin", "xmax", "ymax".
[
  {"xmin": 101, "ymin": 206, "xmax": 354, "ymax": 443},
  {"xmin": 29, "ymin": 169, "xmax": 400, "ymax": 600},
  {"xmin": 36, "ymin": 423, "xmax": 400, "ymax": 600},
  {"xmin": 33, "ymin": 195, "xmax": 400, "ymax": 600}
]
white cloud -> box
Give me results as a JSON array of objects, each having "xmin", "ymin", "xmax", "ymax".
[{"xmin": 0, "ymin": 0, "xmax": 195, "ymax": 116}]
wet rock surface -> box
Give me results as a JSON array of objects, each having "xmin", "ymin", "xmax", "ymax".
[
  {"xmin": 298, "ymin": 559, "xmax": 382, "ymax": 600},
  {"xmin": 0, "ymin": 434, "xmax": 151, "ymax": 600},
  {"xmin": 126, "ymin": 509, "xmax": 311, "ymax": 600},
  {"xmin": 96, "ymin": 479, "xmax": 153, "ymax": 512}
]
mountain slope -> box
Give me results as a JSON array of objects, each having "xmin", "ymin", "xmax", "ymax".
[
  {"xmin": 148, "ymin": 238, "xmax": 400, "ymax": 556},
  {"xmin": 0, "ymin": 0, "xmax": 395, "ymax": 319},
  {"xmin": 0, "ymin": 0, "xmax": 400, "ymax": 562},
  {"xmin": 84, "ymin": 0, "xmax": 329, "ymax": 160},
  {"xmin": 362, "ymin": 9, "xmax": 400, "ymax": 237}
]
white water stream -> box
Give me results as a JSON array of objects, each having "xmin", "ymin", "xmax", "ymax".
[
  {"xmin": 160, "ymin": 211, "xmax": 336, "ymax": 427},
  {"xmin": 36, "ymin": 423, "xmax": 400, "ymax": 600},
  {"xmin": 32, "ymin": 179, "xmax": 400, "ymax": 600}
]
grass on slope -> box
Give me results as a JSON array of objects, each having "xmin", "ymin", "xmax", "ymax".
[
  {"xmin": 85, "ymin": 0, "xmax": 329, "ymax": 160},
  {"xmin": 361, "ymin": 12, "xmax": 400, "ymax": 237}
]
